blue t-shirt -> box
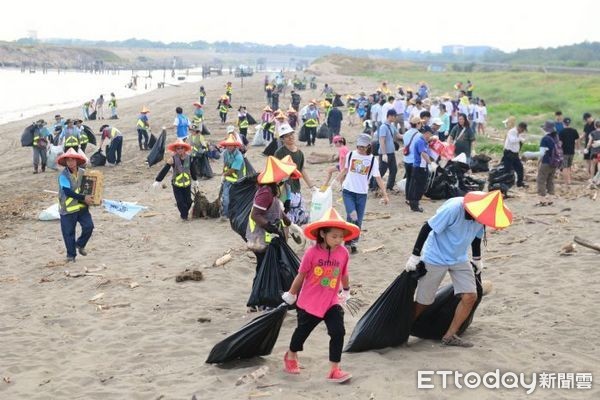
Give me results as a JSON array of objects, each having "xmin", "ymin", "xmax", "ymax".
[
  {"xmin": 403, "ymin": 128, "xmax": 421, "ymax": 164},
  {"xmin": 377, "ymin": 122, "xmax": 397, "ymax": 155},
  {"xmin": 224, "ymin": 149, "xmax": 244, "ymax": 171},
  {"xmin": 423, "ymin": 197, "xmax": 484, "ymax": 266},
  {"xmin": 176, "ymin": 114, "xmax": 190, "ymax": 139},
  {"xmin": 412, "ymin": 136, "xmax": 433, "ymax": 168},
  {"xmin": 540, "ymin": 134, "xmax": 555, "ymax": 165}
]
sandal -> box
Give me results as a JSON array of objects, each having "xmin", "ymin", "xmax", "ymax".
[
  {"xmin": 283, "ymin": 352, "xmax": 300, "ymax": 374},
  {"xmin": 441, "ymin": 334, "xmax": 474, "ymax": 348}
]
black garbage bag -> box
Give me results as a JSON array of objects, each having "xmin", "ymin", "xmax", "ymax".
[
  {"xmin": 87, "ymin": 111, "xmax": 97, "ymax": 121},
  {"xmin": 247, "ymin": 237, "xmax": 300, "ymax": 308},
  {"xmin": 246, "ymin": 112, "xmax": 257, "ymax": 125},
  {"xmin": 470, "ymin": 154, "xmax": 491, "ymax": 172},
  {"xmin": 460, "ymin": 176, "xmax": 486, "ymax": 192},
  {"xmin": 488, "ymin": 182, "xmax": 510, "ymax": 196},
  {"xmin": 147, "ymin": 130, "xmax": 166, "ymax": 167},
  {"xmin": 244, "ymin": 158, "xmax": 256, "ymax": 176},
  {"xmin": 82, "ymin": 125, "xmax": 96, "ymax": 145},
  {"xmin": 21, "ymin": 124, "xmax": 37, "ymax": 147},
  {"xmin": 262, "ymin": 139, "xmax": 278, "ymax": 157},
  {"xmin": 90, "ymin": 149, "xmax": 106, "ymax": 167},
  {"xmin": 202, "ymin": 124, "xmax": 211, "ymax": 136},
  {"xmin": 332, "ymin": 95, "xmax": 345, "ymax": 107},
  {"xmin": 193, "ymin": 154, "xmax": 213, "ymax": 179},
  {"xmin": 425, "ymin": 169, "xmax": 462, "ymax": 200},
  {"xmin": 488, "ymin": 164, "xmax": 515, "ymax": 190},
  {"xmin": 446, "ymin": 160, "xmax": 470, "ymax": 178},
  {"xmin": 229, "ymin": 174, "xmax": 259, "ymax": 241},
  {"xmin": 344, "ymin": 265, "xmax": 427, "ymax": 352},
  {"xmin": 206, "ymin": 303, "xmax": 288, "ymax": 364},
  {"xmin": 317, "ymin": 123, "xmax": 329, "ymax": 139},
  {"xmin": 298, "ymin": 125, "xmax": 308, "ymax": 142},
  {"xmin": 148, "ymin": 133, "xmax": 157, "ymax": 149},
  {"xmin": 411, "ymin": 270, "xmax": 483, "ymax": 340}
]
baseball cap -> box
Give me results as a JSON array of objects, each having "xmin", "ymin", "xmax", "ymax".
[
  {"xmin": 541, "ymin": 120, "xmax": 555, "ymax": 133},
  {"xmin": 563, "ymin": 117, "xmax": 571, "ymax": 125},
  {"xmin": 356, "ymin": 134, "xmax": 371, "ymax": 147},
  {"xmin": 409, "ymin": 116, "xmax": 423, "ymax": 125},
  {"xmin": 278, "ymin": 123, "xmax": 294, "ymax": 137}
]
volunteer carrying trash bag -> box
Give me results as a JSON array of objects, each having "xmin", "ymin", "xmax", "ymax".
[
  {"xmin": 404, "ymin": 190, "xmax": 512, "ymax": 347},
  {"xmin": 245, "ymin": 156, "xmax": 303, "ymax": 310}
]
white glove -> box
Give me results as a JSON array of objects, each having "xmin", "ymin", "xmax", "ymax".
[
  {"xmin": 428, "ymin": 162, "xmax": 438, "ymax": 173},
  {"xmin": 192, "ymin": 180, "xmax": 199, "ymax": 189},
  {"xmin": 583, "ymin": 148, "xmax": 589, "ymax": 155},
  {"xmin": 152, "ymin": 181, "xmax": 161, "ymax": 190},
  {"xmin": 282, "ymin": 291, "xmax": 297, "ymax": 305},
  {"xmin": 405, "ymin": 254, "xmax": 421, "ymax": 271},
  {"xmin": 339, "ymin": 289, "xmax": 351, "ymax": 305},
  {"xmin": 381, "ymin": 154, "xmax": 388, "ymax": 163},
  {"xmin": 471, "ymin": 258, "xmax": 483, "ymax": 274}
]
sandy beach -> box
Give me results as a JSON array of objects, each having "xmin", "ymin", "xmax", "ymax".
[{"xmin": 1, "ymin": 62, "xmax": 599, "ymax": 400}]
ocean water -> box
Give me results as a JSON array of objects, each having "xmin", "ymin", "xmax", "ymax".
[{"xmin": 0, "ymin": 67, "xmax": 203, "ymax": 125}]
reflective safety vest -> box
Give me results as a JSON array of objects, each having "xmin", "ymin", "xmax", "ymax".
[
  {"xmin": 192, "ymin": 116, "xmax": 203, "ymax": 126},
  {"xmin": 189, "ymin": 134, "xmax": 206, "ymax": 157},
  {"xmin": 239, "ymin": 118, "xmax": 249, "ymax": 130},
  {"xmin": 226, "ymin": 86, "xmax": 232, "ymax": 95},
  {"xmin": 219, "ymin": 104, "xmax": 229, "ymax": 114},
  {"xmin": 63, "ymin": 128, "xmax": 80, "ymax": 147},
  {"xmin": 246, "ymin": 195, "xmax": 283, "ymax": 248},
  {"xmin": 137, "ymin": 115, "xmax": 149, "ymax": 130},
  {"xmin": 223, "ymin": 151, "xmax": 246, "ymax": 183},
  {"xmin": 172, "ymin": 155, "xmax": 192, "ymax": 188},
  {"xmin": 33, "ymin": 128, "xmax": 48, "ymax": 147},
  {"xmin": 79, "ymin": 129, "xmax": 89, "ymax": 145},
  {"xmin": 107, "ymin": 127, "xmax": 121, "ymax": 138},
  {"xmin": 58, "ymin": 167, "xmax": 86, "ymax": 215}
]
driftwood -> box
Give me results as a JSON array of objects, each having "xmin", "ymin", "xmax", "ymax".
[
  {"xmin": 361, "ymin": 245, "xmax": 385, "ymax": 254},
  {"xmin": 486, "ymin": 254, "xmax": 516, "ymax": 262},
  {"xmin": 574, "ymin": 236, "xmax": 600, "ymax": 252},
  {"xmin": 363, "ymin": 212, "xmax": 391, "ymax": 221},
  {"xmin": 96, "ymin": 303, "xmax": 131, "ymax": 311},
  {"xmin": 500, "ymin": 234, "xmax": 534, "ymax": 245},
  {"xmin": 213, "ymin": 253, "xmax": 232, "ymax": 267},
  {"xmin": 523, "ymin": 216, "xmax": 551, "ymax": 225},
  {"xmin": 65, "ymin": 270, "xmax": 104, "ymax": 278}
]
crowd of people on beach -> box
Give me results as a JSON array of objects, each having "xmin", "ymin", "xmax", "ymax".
[{"xmin": 22, "ymin": 71, "xmax": 600, "ymax": 384}]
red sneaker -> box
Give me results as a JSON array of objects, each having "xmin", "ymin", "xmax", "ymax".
[
  {"xmin": 283, "ymin": 352, "xmax": 300, "ymax": 374},
  {"xmin": 327, "ymin": 367, "xmax": 352, "ymax": 383}
]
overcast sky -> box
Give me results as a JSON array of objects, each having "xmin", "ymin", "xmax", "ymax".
[{"xmin": 2, "ymin": 0, "xmax": 598, "ymax": 53}]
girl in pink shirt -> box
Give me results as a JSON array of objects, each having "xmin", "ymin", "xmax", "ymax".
[
  {"xmin": 281, "ymin": 208, "xmax": 359, "ymax": 383},
  {"xmin": 324, "ymin": 135, "xmax": 349, "ymax": 186}
]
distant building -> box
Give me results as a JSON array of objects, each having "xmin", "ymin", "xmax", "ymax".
[
  {"xmin": 427, "ymin": 64, "xmax": 446, "ymax": 72},
  {"xmin": 442, "ymin": 45, "xmax": 493, "ymax": 56}
]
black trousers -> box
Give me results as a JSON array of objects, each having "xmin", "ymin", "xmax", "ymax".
[
  {"xmin": 137, "ymin": 128, "xmax": 149, "ymax": 149},
  {"xmin": 501, "ymin": 150, "xmax": 524, "ymax": 185},
  {"xmin": 403, "ymin": 162, "xmax": 413, "ymax": 201},
  {"xmin": 172, "ymin": 184, "xmax": 192, "ymax": 220},
  {"xmin": 408, "ymin": 167, "xmax": 428, "ymax": 209},
  {"xmin": 305, "ymin": 126, "xmax": 317, "ymax": 145},
  {"xmin": 107, "ymin": 136, "xmax": 123, "ymax": 164},
  {"xmin": 290, "ymin": 305, "xmax": 345, "ymax": 363},
  {"xmin": 219, "ymin": 112, "xmax": 227, "ymax": 123},
  {"xmin": 379, "ymin": 152, "xmax": 398, "ymax": 191}
]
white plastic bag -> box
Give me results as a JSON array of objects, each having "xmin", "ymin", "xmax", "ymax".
[
  {"xmin": 309, "ymin": 186, "xmax": 332, "ymax": 222},
  {"xmin": 46, "ymin": 144, "xmax": 63, "ymax": 170},
  {"xmin": 251, "ymin": 125, "xmax": 266, "ymax": 146},
  {"xmin": 38, "ymin": 203, "xmax": 60, "ymax": 221}
]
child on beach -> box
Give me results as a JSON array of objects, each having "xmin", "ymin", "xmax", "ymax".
[
  {"xmin": 324, "ymin": 135, "xmax": 349, "ymax": 187},
  {"xmin": 281, "ymin": 208, "xmax": 359, "ymax": 384}
]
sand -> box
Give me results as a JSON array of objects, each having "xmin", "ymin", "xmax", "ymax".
[{"xmin": 1, "ymin": 63, "xmax": 599, "ymax": 400}]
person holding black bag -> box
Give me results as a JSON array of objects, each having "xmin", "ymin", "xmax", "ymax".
[
  {"xmin": 401, "ymin": 116, "xmax": 423, "ymax": 202},
  {"xmin": 376, "ymin": 109, "xmax": 400, "ymax": 191}
]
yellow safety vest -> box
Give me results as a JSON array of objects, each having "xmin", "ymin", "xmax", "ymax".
[
  {"xmin": 79, "ymin": 130, "xmax": 89, "ymax": 144},
  {"xmin": 239, "ymin": 119, "xmax": 249, "ymax": 130},
  {"xmin": 219, "ymin": 104, "xmax": 229, "ymax": 114},
  {"xmin": 64, "ymin": 129, "xmax": 80, "ymax": 147},
  {"xmin": 172, "ymin": 156, "xmax": 192, "ymax": 188},
  {"xmin": 189, "ymin": 134, "xmax": 206, "ymax": 156},
  {"xmin": 305, "ymin": 118, "xmax": 318, "ymax": 128},
  {"xmin": 223, "ymin": 153, "xmax": 247, "ymax": 183},
  {"xmin": 58, "ymin": 168, "xmax": 86, "ymax": 215}
]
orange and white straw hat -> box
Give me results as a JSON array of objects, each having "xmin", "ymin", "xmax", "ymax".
[{"xmin": 463, "ymin": 190, "xmax": 513, "ymax": 229}]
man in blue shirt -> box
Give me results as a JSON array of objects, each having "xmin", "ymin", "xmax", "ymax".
[
  {"xmin": 407, "ymin": 129, "xmax": 436, "ymax": 212},
  {"xmin": 401, "ymin": 116, "xmax": 423, "ymax": 202},
  {"xmin": 377, "ymin": 109, "xmax": 399, "ymax": 191},
  {"xmin": 405, "ymin": 191, "xmax": 513, "ymax": 347}
]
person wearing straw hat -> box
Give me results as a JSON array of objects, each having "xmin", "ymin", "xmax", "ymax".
[
  {"xmin": 261, "ymin": 106, "xmax": 275, "ymax": 142},
  {"xmin": 302, "ymin": 100, "xmax": 320, "ymax": 147},
  {"xmin": 56, "ymin": 149, "xmax": 96, "ymax": 262},
  {"xmin": 137, "ymin": 106, "xmax": 151, "ymax": 151},
  {"xmin": 59, "ymin": 119, "xmax": 81, "ymax": 153},
  {"xmin": 286, "ymin": 106, "xmax": 298, "ymax": 130},
  {"xmin": 192, "ymin": 101, "xmax": 204, "ymax": 127},
  {"xmin": 218, "ymin": 133, "xmax": 245, "ymax": 221},
  {"xmin": 281, "ymin": 207, "xmax": 358, "ymax": 383},
  {"xmin": 153, "ymin": 140, "xmax": 198, "ymax": 220},
  {"xmin": 217, "ymin": 96, "xmax": 232, "ymax": 124},
  {"xmin": 405, "ymin": 190, "xmax": 513, "ymax": 347},
  {"xmin": 246, "ymin": 156, "xmax": 302, "ymax": 268},
  {"xmin": 32, "ymin": 119, "xmax": 51, "ymax": 174},
  {"xmin": 236, "ymin": 106, "xmax": 249, "ymax": 142}
]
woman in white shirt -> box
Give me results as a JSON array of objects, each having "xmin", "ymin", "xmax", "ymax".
[
  {"xmin": 335, "ymin": 134, "xmax": 389, "ymax": 253},
  {"xmin": 476, "ymin": 99, "xmax": 487, "ymax": 136}
]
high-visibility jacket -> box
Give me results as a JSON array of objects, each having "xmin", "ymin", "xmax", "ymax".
[
  {"xmin": 58, "ymin": 167, "xmax": 86, "ymax": 215},
  {"xmin": 172, "ymin": 155, "xmax": 192, "ymax": 188},
  {"xmin": 239, "ymin": 118, "xmax": 249, "ymax": 130},
  {"xmin": 246, "ymin": 194, "xmax": 283, "ymax": 248},
  {"xmin": 63, "ymin": 128, "xmax": 80, "ymax": 148},
  {"xmin": 219, "ymin": 104, "xmax": 229, "ymax": 114},
  {"xmin": 223, "ymin": 151, "xmax": 246, "ymax": 183},
  {"xmin": 79, "ymin": 129, "xmax": 89, "ymax": 145},
  {"xmin": 137, "ymin": 115, "xmax": 149, "ymax": 130},
  {"xmin": 189, "ymin": 134, "xmax": 207, "ymax": 157},
  {"xmin": 225, "ymin": 86, "xmax": 233, "ymax": 95}
]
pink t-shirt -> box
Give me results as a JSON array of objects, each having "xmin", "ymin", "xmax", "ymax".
[
  {"xmin": 338, "ymin": 145, "xmax": 349, "ymax": 170},
  {"xmin": 296, "ymin": 244, "xmax": 349, "ymax": 318}
]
